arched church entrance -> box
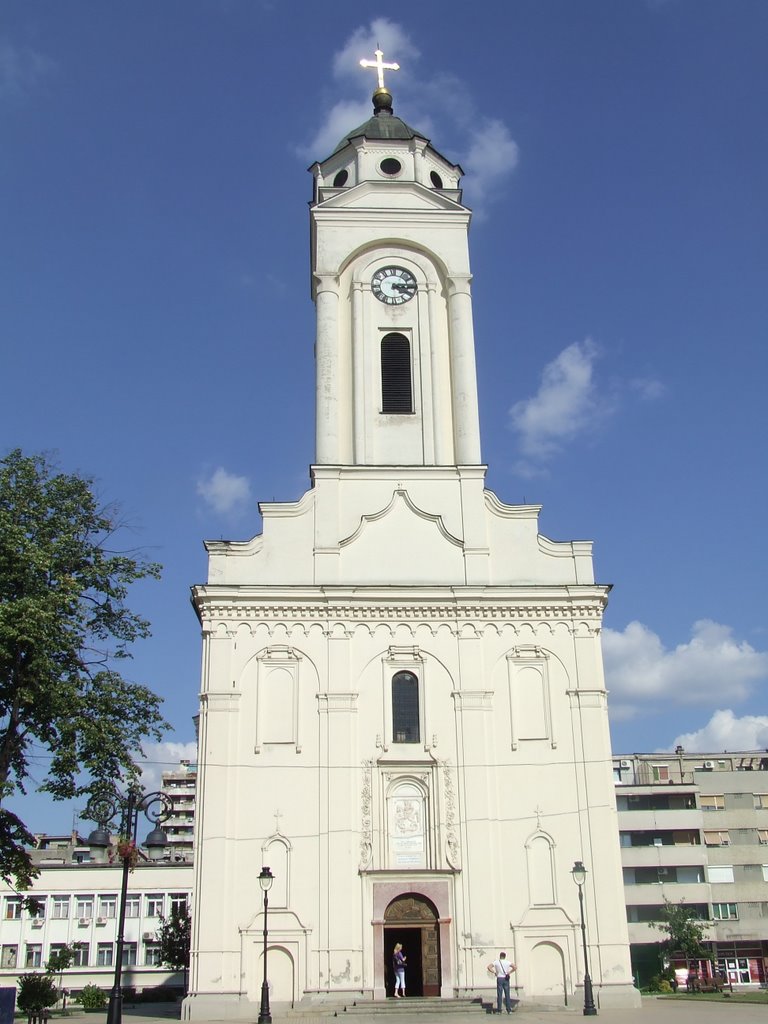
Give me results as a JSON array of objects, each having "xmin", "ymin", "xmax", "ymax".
[{"xmin": 383, "ymin": 894, "xmax": 441, "ymax": 997}]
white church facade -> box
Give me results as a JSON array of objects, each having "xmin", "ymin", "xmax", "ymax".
[{"xmin": 184, "ymin": 58, "xmax": 640, "ymax": 1016}]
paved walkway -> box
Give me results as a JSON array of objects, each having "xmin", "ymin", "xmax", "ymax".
[{"xmin": 58, "ymin": 997, "xmax": 767, "ymax": 1024}]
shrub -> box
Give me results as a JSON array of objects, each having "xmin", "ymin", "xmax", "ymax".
[
  {"xmin": 17, "ymin": 974, "xmax": 58, "ymax": 1013},
  {"xmin": 79, "ymin": 984, "xmax": 107, "ymax": 1009}
]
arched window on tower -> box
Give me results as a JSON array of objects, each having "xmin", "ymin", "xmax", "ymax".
[
  {"xmin": 381, "ymin": 333, "xmax": 413, "ymax": 413},
  {"xmin": 392, "ymin": 671, "xmax": 420, "ymax": 743}
]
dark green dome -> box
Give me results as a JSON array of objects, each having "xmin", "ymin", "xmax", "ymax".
[{"xmin": 333, "ymin": 88, "xmax": 429, "ymax": 154}]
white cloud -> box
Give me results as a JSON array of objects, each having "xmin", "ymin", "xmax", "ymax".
[
  {"xmin": 669, "ymin": 709, "xmax": 768, "ymax": 753},
  {"xmin": 138, "ymin": 740, "xmax": 198, "ymax": 794},
  {"xmin": 332, "ymin": 18, "xmax": 420, "ymax": 83},
  {"xmin": 603, "ymin": 619, "xmax": 768, "ymax": 720},
  {"xmin": 509, "ymin": 339, "xmax": 601, "ymax": 470},
  {"xmin": 197, "ymin": 466, "xmax": 252, "ymax": 515},
  {"xmin": 305, "ymin": 99, "xmax": 372, "ymax": 163},
  {"xmin": 630, "ymin": 376, "xmax": 665, "ymax": 400},
  {"xmin": 0, "ymin": 38, "xmax": 55, "ymax": 98},
  {"xmin": 463, "ymin": 119, "xmax": 519, "ymax": 219}
]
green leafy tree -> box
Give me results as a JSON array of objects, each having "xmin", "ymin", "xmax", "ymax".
[
  {"xmin": 652, "ymin": 898, "xmax": 710, "ymax": 970},
  {"xmin": 0, "ymin": 449, "xmax": 168, "ymax": 889},
  {"xmin": 46, "ymin": 942, "xmax": 81, "ymax": 1000},
  {"xmin": 157, "ymin": 903, "xmax": 192, "ymax": 991},
  {"xmin": 17, "ymin": 973, "xmax": 58, "ymax": 1014}
]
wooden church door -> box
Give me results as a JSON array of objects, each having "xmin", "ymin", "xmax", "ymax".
[{"xmin": 384, "ymin": 894, "xmax": 441, "ymax": 997}]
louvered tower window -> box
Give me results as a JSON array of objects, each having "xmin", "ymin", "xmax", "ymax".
[
  {"xmin": 392, "ymin": 671, "xmax": 420, "ymax": 743},
  {"xmin": 381, "ymin": 333, "xmax": 413, "ymax": 413}
]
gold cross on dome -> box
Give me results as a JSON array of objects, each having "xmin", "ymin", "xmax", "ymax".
[{"xmin": 359, "ymin": 48, "xmax": 400, "ymax": 90}]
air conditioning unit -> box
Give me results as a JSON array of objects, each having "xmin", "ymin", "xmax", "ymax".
[
  {"xmin": 78, "ymin": 917, "xmax": 90, "ymax": 926},
  {"xmin": 96, "ymin": 916, "xmax": 107, "ymax": 925},
  {"xmin": 142, "ymin": 932, "xmax": 156, "ymax": 941},
  {"xmin": 31, "ymin": 919, "xmax": 44, "ymax": 928},
  {"xmin": 620, "ymin": 760, "xmax": 631, "ymax": 769},
  {"xmin": 704, "ymin": 761, "xmax": 715, "ymax": 769}
]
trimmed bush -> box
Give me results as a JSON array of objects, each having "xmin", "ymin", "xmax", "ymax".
[{"xmin": 79, "ymin": 984, "xmax": 107, "ymax": 1010}]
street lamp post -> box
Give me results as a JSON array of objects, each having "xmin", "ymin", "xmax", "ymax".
[
  {"xmin": 257, "ymin": 867, "xmax": 274, "ymax": 1024},
  {"xmin": 85, "ymin": 787, "xmax": 172, "ymax": 1024},
  {"xmin": 572, "ymin": 860, "xmax": 598, "ymax": 1016}
]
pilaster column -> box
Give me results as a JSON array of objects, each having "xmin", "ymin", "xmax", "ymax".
[
  {"xmin": 351, "ymin": 280, "xmax": 366, "ymax": 463},
  {"xmin": 447, "ymin": 277, "xmax": 482, "ymax": 464},
  {"xmin": 315, "ymin": 276, "xmax": 340, "ymax": 464},
  {"xmin": 427, "ymin": 282, "xmax": 448, "ymax": 464}
]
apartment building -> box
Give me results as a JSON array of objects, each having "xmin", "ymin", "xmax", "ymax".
[
  {"xmin": 615, "ymin": 749, "xmax": 768, "ymax": 987},
  {"xmin": 160, "ymin": 760, "xmax": 197, "ymax": 863},
  {"xmin": 0, "ymin": 762, "xmax": 198, "ymax": 997},
  {"xmin": 0, "ymin": 849, "xmax": 192, "ymax": 996}
]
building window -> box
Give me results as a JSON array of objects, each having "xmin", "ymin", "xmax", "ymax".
[
  {"xmin": 51, "ymin": 896, "xmax": 70, "ymax": 919},
  {"xmin": 704, "ymin": 830, "xmax": 731, "ymax": 846},
  {"xmin": 392, "ymin": 671, "xmax": 420, "ymax": 743},
  {"xmin": 709, "ymin": 865, "xmax": 735, "ymax": 883},
  {"xmin": 75, "ymin": 896, "xmax": 94, "ymax": 919},
  {"xmin": 4, "ymin": 898, "xmax": 21, "ymax": 920},
  {"xmin": 712, "ymin": 905, "xmax": 737, "ymax": 921},
  {"xmin": 121, "ymin": 942, "xmax": 137, "ymax": 967},
  {"xmin": 381, "ymin": 333, "xmax": 413, "ymax": 414},
  {"xmin": 73, "ymin": 943, "xmax": 89, "ymax": 967},
  {"xmin": 712, "ymin": 902, "xmax": 738, "ymax": 920},
  {"xmin": 98, "ymin": 895, "xmax": 117, "ymax": 918},
  {"xmin": 96, "ymin": 943, "xmax": 113, "ymax": 967},
  {"xmin": 754, "ymin": 794, "xmax": 768, "ymax": 809},
  {"xmin": 146, "ymin": 895, "xmax": 164, "ymax": 918},
  {"xmin": 652, "ymin": 764, "xmax": 670, "ymax": 782},
  {"xmin": 28, "ymin": 898, "xmax": 46, "ymax": 920},
  {"xmin": 124, "ymin": 895, "xmax": 140, "ymax": 918},
  {"xmin": 25, "ymin": 944, "xmax": 42, "ymax": 969},
  {"xmin": 144, "ymin": 943, "xmax": 161, "ymax": 966},
  {"xmin": 700, "ymin": 794, "xmax": 725, "ymax": 811},
  {"xmin": 169, "ymin": 893, "xmax": 188, "ymax": 913},
  {"xmin": 1, "ymin": 945, "xmax": 17, "ymax": 968}
]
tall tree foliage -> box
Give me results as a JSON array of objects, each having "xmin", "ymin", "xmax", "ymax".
[
  {"xmin": 0, "ymin": 449, "xmax": 167, "ymax": 888},
  {"xmin": 653, "ymin": 898, "xmax": 710, "ymax": 967},
  {"xmin": 157, "ymin": 903, "xmax": 192, "ymax": 991}
]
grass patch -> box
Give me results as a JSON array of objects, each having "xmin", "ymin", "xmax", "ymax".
[{"xmin": 657, "ymin": 991, "xmax": 768, "ymax": 1005}]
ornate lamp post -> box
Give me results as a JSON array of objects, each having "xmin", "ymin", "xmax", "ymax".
[
  {"xmin": 572, "ymin": 860, "xmax": 598, "ymax": 1016},
  {"xmin": 257, "ymin": 867, "xmax": 274, "ymax": 1024},
  {"xmin": 85, "ymin": 787, "xmax": 171, "ymax": 1024}
]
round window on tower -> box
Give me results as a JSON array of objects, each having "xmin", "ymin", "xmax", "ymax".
[
  {"xmin": 333, "ymin": 169, "xmax": 349, "ymax": 187},
  {"xmin": 380, "ymin": 158, "xmax": 402, "ymax": 176},
  {"xmin": 430, "ymin": 171, "xmax": 443, "ymax": 189}
]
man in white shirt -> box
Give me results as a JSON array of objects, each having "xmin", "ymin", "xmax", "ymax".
[{"xmin": 487, "ymin": 951, "xmax": 516, "ymax": 1013}]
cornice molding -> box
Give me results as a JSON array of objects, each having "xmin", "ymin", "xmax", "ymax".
[{"xmin": 195, "ymin": 599, "xmax": 606, "ymax": 624}]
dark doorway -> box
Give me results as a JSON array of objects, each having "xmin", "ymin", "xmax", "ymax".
[
  {"xmin": 383, "ymin": 893, "xmax": 441, "ymax": 997},
  {"xmin": 384, "ymin": 926, "xmax": 424, "ymax": 997}
]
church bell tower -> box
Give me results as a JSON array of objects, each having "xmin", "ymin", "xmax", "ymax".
[
  {"xmin": 185, "ymin": 51, "xmax": 640, "ymax": 1020},
  {"xmin": 309, "ymin": 74, "xmax": 480, "ymax": 469}
]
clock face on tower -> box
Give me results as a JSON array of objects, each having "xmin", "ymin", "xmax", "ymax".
[{"xmin": 371, "ymin": 266, "xmax": 417, "ymax": 305}]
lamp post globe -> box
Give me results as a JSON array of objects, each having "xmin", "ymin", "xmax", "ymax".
[
  {"xmin": 85, "ymin": 788, "xmax": 170, "ymax": 1024},
  {"xmin": 258, "ymin": 867, "xmax": 274, "ymax": 1024},
  {"xmin": 572, "ymin": 861, "xmax": 598, "ymax": 1016}
]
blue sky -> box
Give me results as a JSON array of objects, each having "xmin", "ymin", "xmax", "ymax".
[{"xmin": 2, "ymin": 1, "xmax": 767, "ymax": 835}]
